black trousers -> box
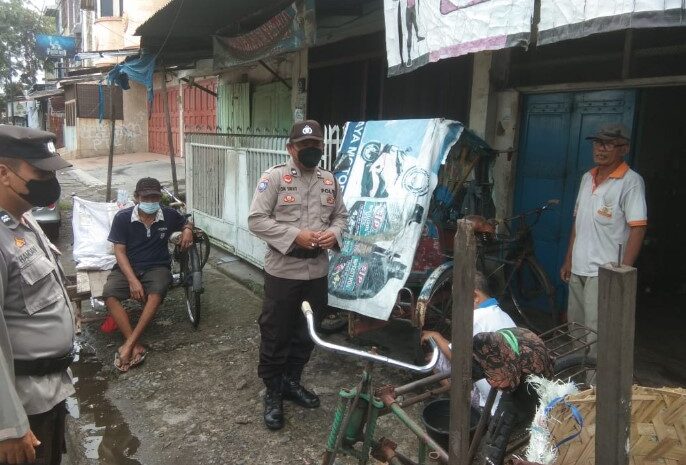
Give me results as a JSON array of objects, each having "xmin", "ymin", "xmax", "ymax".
[
  {"xmin": 0, "ymin": 401, "xmax": 67, "ymax": 465},
  {"xmin": 258, "ymin": 273, "xmax": 327, "ymax": 380}
]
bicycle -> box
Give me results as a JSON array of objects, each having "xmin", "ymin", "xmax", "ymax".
[
  {"xmin": 419, "ymin": 200, "xmax": 559, "ymax": 338},
  {"xmin": 162, "ymin": 187, "xmax": 210, "ymax": 328},
  {"xmin": 303, "ymin": 301, "xmax": 598, "ymax": 465}
]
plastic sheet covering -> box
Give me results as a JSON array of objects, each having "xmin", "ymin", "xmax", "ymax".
[
  {"xmin": 99, "ymin": 54, "xmax": 156, "ymax": 121},
  {"xmin": 539, "ymin": 0, "xmax": 686, "ymax": 45},
  {"xmin": 72, "ymin": 197, "xmax": 132, "ymax": 271},
  {"xmin": 383, "ymin": 0, "xmax": 534, "ymax": 76},
  {"xmin": 328, "ymin": 119, "xmax": 463, "ymax": 320}
]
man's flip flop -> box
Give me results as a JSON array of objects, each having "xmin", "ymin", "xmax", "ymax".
[
  {"xmin": 129, "ymin": 350, "xmax": 147, "ymax": 369},
  {"xmin": 114, "ymin": 353, "xmax": 129, "ymax": 373}
]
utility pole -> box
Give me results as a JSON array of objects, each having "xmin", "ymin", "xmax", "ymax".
[{"xmin": 105, "ymin": 83, "xmax": 116, "ymax": 201}]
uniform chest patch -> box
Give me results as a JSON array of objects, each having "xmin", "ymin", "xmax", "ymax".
[
  {"xmin": 327, "ymin": 195, "xmax": 335, "ymax": 205},
  {"xmin": 283, "ymin": 195, "xmax": 296, "ymax": 203},
  {"xmin": 283, "ymin": 175, "xmax": 293, "ymax": 184},
  {"xmin": 14, "ymin": 236, "xmax": 26, "ymax": 248},
  {"xmin": 257, "ymin": 179, "xmax": 269, "ymax": 192},
  {"xmin": 323, "ymin": 178, "xmax": 334, "ymax": 186}
]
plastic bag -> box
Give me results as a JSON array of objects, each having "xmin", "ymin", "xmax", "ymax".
[{"xmin": 72, "ymin": 196, "xmax": 132, "ymax": 270}]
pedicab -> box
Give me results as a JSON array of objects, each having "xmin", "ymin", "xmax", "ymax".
[{"xmin": 313, "ymin": 119, "xmax": 598, "ymax": 464}]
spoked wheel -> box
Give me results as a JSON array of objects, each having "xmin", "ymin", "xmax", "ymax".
[
  {"xmin": 181, "ymin": 244, "xmax": 203, "ymax": 328},
  {"xmin": 420, "ymin": 267, "xmax": 453, "ymax": 338},
  {"xmin": 505, "ymin": 256, "xmax": 557, "ymax": 333},
  {"xmin": 553, "ymin": 353, "xmax": 597, "ymax": 389},
  {"xmin": 195, "ymin": 231, "xmax": 211, "ymax": 270}
]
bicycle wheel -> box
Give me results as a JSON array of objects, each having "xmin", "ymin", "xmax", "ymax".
[
  {"xmin": 195, "ymin": 231, "xmax": 211, "ymax": 270},
  {"xmin": 420, "ymin": 267, "xmax": 453, "ymax": 338},
  {"xmin": 505, "ymin": 256, "xmax": 556, "ymax": 332},
  {"xmin": 553, "ymin": 353, "xmax": 597, "ymax": 389},
  {"xmin": 181, "ymin": 244, "xmax": 203, "ymax": 328}
]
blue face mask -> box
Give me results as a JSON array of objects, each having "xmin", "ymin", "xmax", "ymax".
[{"xmin": 139, "ymin": 202, "xmax": 160, "ymax": 214}]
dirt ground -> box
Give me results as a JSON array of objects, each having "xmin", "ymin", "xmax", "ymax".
[
  {"xmin": 56, "ymin": 172, "xmax": 427, "ymax": 465},
  {"xmin": 54, "ymin": 166, "xmax": 686, "ymax": 465}
]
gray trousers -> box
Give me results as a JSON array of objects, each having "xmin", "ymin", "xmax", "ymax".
[{"xmin": 567, "ymin": 273, "xmax": 598, "ymax": 357}]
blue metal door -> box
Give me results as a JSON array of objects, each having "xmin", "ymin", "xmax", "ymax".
[{"xmin": 514, "ymin": 90, "xmax": 637, "ymax": 310}]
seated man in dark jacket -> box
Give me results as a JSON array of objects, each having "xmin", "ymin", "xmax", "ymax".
[{"xmin": 103, "ymin": 177, "xmax": 193, "ymax": 372}]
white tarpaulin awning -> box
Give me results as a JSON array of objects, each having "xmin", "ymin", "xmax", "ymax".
[
  {"xmin": 384, "ymin": 0, "xmax": 686, "ymax": 75},
  {"xmin": 384, "ymin": 0, "xmax": 534, "ymax": 76},
  {"xmin": 539, "ymin": 0, "xmax": 686, "ymax": 45}
]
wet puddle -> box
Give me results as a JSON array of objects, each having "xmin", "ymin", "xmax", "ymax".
[{"xmin": 68, "ymin": 343, "xmax": 142, "ymax": 464}]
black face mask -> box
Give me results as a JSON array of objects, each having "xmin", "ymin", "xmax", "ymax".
[
  {"xmin": 10, "ymin": 170, "xmax": 61, "ymax": 207},
  {"xmin": 298, "ymin": 147, "xmax": 323, "ymax": 168}
]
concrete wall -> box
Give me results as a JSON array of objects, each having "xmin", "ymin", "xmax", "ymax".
[
  {"xmin": 123, "ymin": 0, "xmax": 169, "ymax": 48},
  {"xmin": 63, "ymin": 82, "xmax": 148, "ymax": 159},
  {"xmin": 93, "ymin": 17, "xmax": 126, "ymax": 59},
  {"xmin": 93, "ymin": 0, "xmax": 168, "ymax": 65},
  {"xmin": 469, "ymin": 52, "xmax": 520, "ymax": 221}
]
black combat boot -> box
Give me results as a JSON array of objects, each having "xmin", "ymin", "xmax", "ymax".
[
  {"xmin": 282, "ymin": 371, "xmax": 320, "ymax": 409},
  {"xmin": 263, "ymin": 376, "xmax": 284, "ymax": 430}
]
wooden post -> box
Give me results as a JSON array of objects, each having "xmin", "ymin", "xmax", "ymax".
[
  {"xmin": 449, "ymin": 219, "xmax": 476, "ymax": 465},
  {"xmin": 105, "ymin": 84, "xmax": 116, "ymax": 202},
  {"xmin": 596, "ymin": 263, "xmax": 637, "ymax": 465},
  {"xmin": 161, "ymin": 67, "xmax": 180, "ymax": 196},
  {"xmin": 621, "ymin": 29, "xmax": 634, "ymax": 80}
]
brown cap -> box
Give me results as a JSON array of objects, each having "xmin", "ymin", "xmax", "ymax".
[
  {"xmin": 135, "ymin": 177, "xmax": 162, "ymax": 196},
  {"xmin": 289, "ymin": 120, "xmax": 324, "ymax": 143},
  {"xmin": 0, "ymin": 125, "xmax": 72, "ymax": 171},
  {"xmin": 586, "ymin": 123, "xmax": 631, "ymax": 142}
]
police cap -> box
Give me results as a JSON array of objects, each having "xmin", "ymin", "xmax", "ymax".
[
  {"xmin": 289, "ymin": 120, "xmax": 324, "ymax": 143},
  {"xmin": 0, "ymin": 125, "xmax": 72, "ymax": 171}
]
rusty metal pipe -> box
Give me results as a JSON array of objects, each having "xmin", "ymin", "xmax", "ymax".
[
  {"xmin": 398, "ymin": 384, "xmax": 451, "ymax": 409},
  {"xmin": 302, "ymin": 302, "xmax": 439, "ymax": 373},
  {"xmin": 394, "ymin": 372, "xmax": 451, "ymax": 396},
  {"xmin": 387, "ymin": 402, "xmax": 449, "ymax": 464}
]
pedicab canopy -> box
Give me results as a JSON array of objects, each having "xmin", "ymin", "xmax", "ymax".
[{"xmin": 328, "ymin": 119, "xmax": 493, "ymax": 321}]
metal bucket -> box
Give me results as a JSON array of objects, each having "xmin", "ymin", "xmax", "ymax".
[{"xmin": 421, "ymin": 398, "xmax": 481, "ymax": 451}]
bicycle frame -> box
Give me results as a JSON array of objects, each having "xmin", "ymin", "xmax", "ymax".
[{"xmin": 303, "ymin": 302, "xmax": 451, "ymax": 465}]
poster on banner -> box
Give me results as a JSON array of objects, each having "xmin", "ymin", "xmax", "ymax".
[
  {"xmin": 539, "ymin": 0, "xmax": 686, "ymax": 45},
  {"xmin": 36, "ymin": 35, "xmax": 77, "ymax": 60},
  {"xmin": 213, "ymin": 0, "xmax": 315, "ymax": 70},
  {"xmin": 383, "ymin": 0, "xmax": 534, "ymax": 76},
  {"xmin": 328, "ymin": 119, "xmax": 463, "ymax": 321}
]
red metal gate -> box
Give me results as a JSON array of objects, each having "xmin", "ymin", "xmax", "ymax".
[
  {"xmin": 149, "ymin": 78, "xmax": 217, "ymax": 156},
  {"xmin": 48, "ymin": 96, "xmax": 65, "ymax": 148}
]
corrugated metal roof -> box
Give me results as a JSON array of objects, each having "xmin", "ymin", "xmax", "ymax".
[
  {"xmin": 27, "ymin": 88, "xmax": 65, "ymax": 100},
  {"xmin": 136, "ymin": 0, "xmax": 293, "ymax": 41}
]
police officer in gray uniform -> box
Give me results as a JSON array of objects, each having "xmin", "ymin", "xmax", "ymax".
[
  {"xmin": 0, "ymin": 126, "xmax": 75, "ymax": 465},
  {"xmin": 248, "ymin": 120, "xmax": 348, "ymax": 430}
]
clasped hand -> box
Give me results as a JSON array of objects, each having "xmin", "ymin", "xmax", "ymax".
[{"xmin": 295, "ymin": 230, "xmax": 337, "ymax": 250}]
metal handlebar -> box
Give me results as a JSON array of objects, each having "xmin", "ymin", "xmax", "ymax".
[
  {"xmin": 301, "ymin": 302, "xmax": 439, "ymax": 373},
  {"xmin": 162, "ymin": 187, "xmax": 185, "ymax": 208}
]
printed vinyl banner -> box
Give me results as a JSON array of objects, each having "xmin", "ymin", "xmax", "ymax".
[
  {"xmin": 36, "ymin": 35, "xmax": 77, "ymax": 60},
  {"xmin": 213, "ymin": 0, "xmax": 315, "ymax": 70},
  {"xmin": 328, "ymin": 119, "xmax": 463, "ymax": 320},
  {"xmin": 384, "ymin": 0, "xmax": 534, "ymax": 76},
  {"xmin": 539, "ymin": 1, "xmax": 686, "ymax": 45}
]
